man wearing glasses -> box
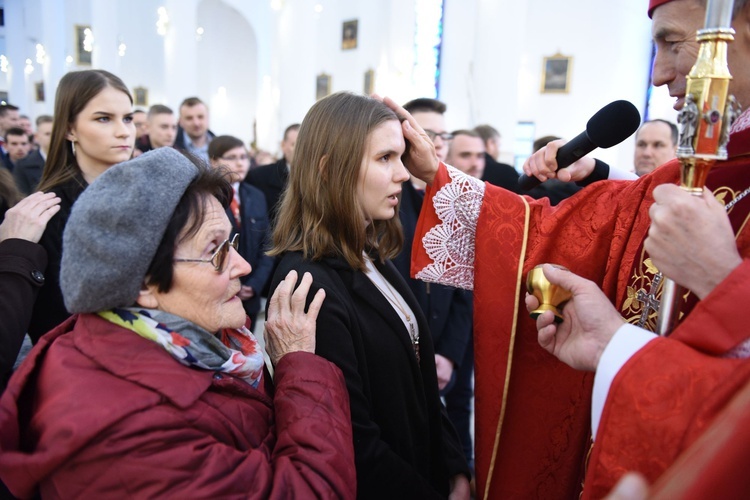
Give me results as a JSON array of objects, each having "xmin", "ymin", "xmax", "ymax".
[{"xmin": 392, "ymin": 98, "xmax": 475, "ymax": 481}]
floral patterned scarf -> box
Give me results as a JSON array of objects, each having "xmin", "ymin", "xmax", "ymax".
[{"xmin": 98, "ymin": 307, "xmax": 264, "ymax": 388}]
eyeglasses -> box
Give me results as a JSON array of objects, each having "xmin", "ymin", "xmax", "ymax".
[
  {"xmin": 220, "ymin": 154, "xmax": 250, "ymax": 162},
  {"xmin": 424, "ymin": 129, "xmax": 453, "ymax": 142},
  {"xmin": 174, "ymin": 233, "xmax": 240, "ymax": 272}
]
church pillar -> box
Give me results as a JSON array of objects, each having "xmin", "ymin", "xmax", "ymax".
[
  {"xmin": 91, "ymin": 0, "xmax": 120, "ymax": 74},
  {"xmin": 39, "ymin": 0, "xmax": 67, "ymax": 108},
  {"xmin": 163, "ymin": 0, "xmax": 200, "ymax": 102},
  {"xmin": 5, "ymin": 0, "xmax": 30, "ymax": 108}
]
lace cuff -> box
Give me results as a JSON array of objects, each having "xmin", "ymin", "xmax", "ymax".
[{"xmin": 415, "ymin": 166, "xmax": 485, "ymax": 290}]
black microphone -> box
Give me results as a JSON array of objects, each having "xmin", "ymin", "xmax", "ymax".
[{"xmin": 518, "ymin": 100, "xmax": 641, "ymax": 190}]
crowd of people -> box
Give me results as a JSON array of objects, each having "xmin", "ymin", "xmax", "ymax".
[{"xmin": 0, "ymin": 0, "xmax": 747, "ymax": 498}]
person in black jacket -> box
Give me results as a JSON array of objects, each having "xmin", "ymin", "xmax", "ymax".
[
  {"xmin": 395, "ymin": 99, "xmax": 475, "ymax": 477},
  {"xmin": 13, "ymin": 115, "xmax": 53, "ymax": 195},
  {"xmin": 208, "ymin": 135, "xmax": 274, "ymax": 332},
  {"xmin": 0, "ymin": 191, "xmax": 60, "ymax": 390},
  {"xmin": 247, "ymin": 123, "xmax": 300, "ymax": 297},
  {"xmin": 247, "ymin": 123, "xmax": 299, "ymax": 227},
  {"xmin": 268, "ymin": 92, "xmax": 470, "ymax": 499},
  {"xmin": 474, "ymin": 124, "xmax": 522, "ymax": 193},
  {"xmin": 29, "ymin": 69, "xmax": 136, "ymax": 343}
]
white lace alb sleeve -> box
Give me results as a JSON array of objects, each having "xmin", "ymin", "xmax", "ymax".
[{"xmin": 414, "ymin": 165, "xmax": 485, "ymax": 290}]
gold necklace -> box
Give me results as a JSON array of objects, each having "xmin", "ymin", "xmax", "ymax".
[{"xmin": 368, "ymin": 273, "xmax": 421, "ymax": 363}]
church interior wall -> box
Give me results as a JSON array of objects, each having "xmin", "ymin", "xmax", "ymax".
[{"xmin": 2, "ymin": 0, "xmax": 680, "ymax": 171}]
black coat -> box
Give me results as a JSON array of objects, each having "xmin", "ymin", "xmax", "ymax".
[
  {"xmin": 247, "ymin": 158, "xmax": 289, "ymax": 227},
  {"xmin": 269, "ymin": 251, "xmax": 469, "ymax": 499},
  {"xmin": 27, "ymin": 176, "xmax": 86, "ymax": 343},
  {"xmin": 392, "ymin": 182, "xmax": 472, "ymax": 366},
  {"xmin": 481, "ymin": 153, "xmax": 521, "ymax": 193},
  {"xmin": 487, "ymin": 152, "xmax": 583, "ymax": 205},
  {"xmin": 0, "ymin": 239, "xmax": 47, "ymax": 390},
  {"xmin": 13, "ymin": 150, "xmax": 45, "ymax": 195}
]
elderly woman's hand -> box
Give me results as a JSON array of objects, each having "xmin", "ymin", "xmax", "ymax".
[
  {"xmin": 379, "ymin": 96, "xmax": 440, "ymax": 185},
  {"xmin": 0, "ymin": 191, "xmax": 61, "ymax": 244},
  {"xmin": 264, "ymin": 270, "xmax": 326, "ymax": 365}
]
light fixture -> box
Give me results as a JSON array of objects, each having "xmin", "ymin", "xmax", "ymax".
[
  {"xmin": 196, "ymin": 26, "xmax": 204, "ymax": 41},
  {"xmin": 118, "ymin": 42, "xmax": 127, "ymax": 57},
  {"xmin": 157, "ymin": 7, "xmax": 169, "ymax": 36},
  {"xmin": 65, "ymin": 55, "xmax": 74, "ymax": 67},
  {"xmin": 0, "ymin": 55, "xmax": 8, "ymax": 73},
  {"xmin": 83, "ymin": 28, "xmax": 94, "ymax": 52},
  {"xmin": 24, "ymin": 58, "xmax": 34, "ymax": 75},
  {"xmin": 35, "ymin": 44, "xmax": 46, "ymax": 64},
  {"xmin": 314, "ymin": 3, "xmax": 323, "ymax": 13}
]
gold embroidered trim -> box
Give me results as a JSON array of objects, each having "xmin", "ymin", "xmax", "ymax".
[{"xmin": 484, "ymin": 195, "xmax": 530, "ymax": 500}]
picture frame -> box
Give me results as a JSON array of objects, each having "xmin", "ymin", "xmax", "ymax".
[
  {"xmin": 316, "ymin": 73, "xmax": 331, "ymax": 101},
  {"xmin": 364, "ymin": 69, "xmax": 375, "ymax": 95},
  {"xmin": 133, "ymin": 86, "xmax": 148, "ymax": 107},
  {"xmin": 34, "ymin": 81, "xmax": 45, "ymax": 102},
  {"xmin": 75, "ymin": 25, "xmax": 93, "ymax": 66},
  {"xmin": 342, "ymin": 19, "xmax": 358, "ymax": 50},
  {"xmin": 541, "ymin": 54, "xmax": 572, "ymax": 93}
]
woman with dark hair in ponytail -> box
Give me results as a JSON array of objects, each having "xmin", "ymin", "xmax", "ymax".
[{"xmin": 30, "ymin": 69, "xmax": 135, "ymax": 342}]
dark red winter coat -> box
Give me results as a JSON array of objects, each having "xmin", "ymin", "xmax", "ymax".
[{"xmin": 0, "ymin": 313, "xmax": 355, "ymax": 499}]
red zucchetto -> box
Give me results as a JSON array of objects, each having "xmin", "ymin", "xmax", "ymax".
[{"xmin": 648, "ymin": 0, "xmax": 674, "ymax": 17}]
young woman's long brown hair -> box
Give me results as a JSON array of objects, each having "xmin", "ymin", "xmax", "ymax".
[
  {"xmin": 269, "ymin": 92, "xmax": 404, "ymax": 271},
  {"xmin": 38, "ymin": 70, "xmax": 132, "ymax": 192},
  {"xmin": 0, "ymin": 168, "xmax": 22, "ymax": 214}
]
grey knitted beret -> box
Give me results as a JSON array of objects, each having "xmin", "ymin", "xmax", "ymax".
[{"xmin": 61, "ymin": 148, "xmax": 199, "ymax": 313}]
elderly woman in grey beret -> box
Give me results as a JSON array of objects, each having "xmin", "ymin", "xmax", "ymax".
[{"xmin": 0, "ymin": 148, "xmax": 356, "ymax": 499}]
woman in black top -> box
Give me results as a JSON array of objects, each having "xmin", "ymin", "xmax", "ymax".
[{"xmin": 29, "ymin": 70, "xmax": 135, "ymax": 342}]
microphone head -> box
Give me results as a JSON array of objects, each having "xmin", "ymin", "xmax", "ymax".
[{"xmin": 586, "ymin": 100, "xmax": 641, "ymax": 148}]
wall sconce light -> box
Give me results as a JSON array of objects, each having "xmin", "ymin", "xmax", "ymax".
[
  {"xmin": 157, "ymin": 7, "xmax": 169, "ymax": 36},
  {"xmin": 35, "ymin": 44, "xmax": 46, "ymax": 64},
  {"xmin": 83, "ymin": 28, "xmax": 94, "ymax": 52}
]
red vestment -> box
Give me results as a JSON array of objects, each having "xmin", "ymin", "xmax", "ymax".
[
  {"xmin": 650, "ymin": 355, "xmax": 750, "ymax": 499},
  {"xmin": 411, "ymin": 127, "xmax": 750, "ymax": 498},
  {"xmin": 585, "ymin": 262, "xmax": 750, "ymax": 498}
]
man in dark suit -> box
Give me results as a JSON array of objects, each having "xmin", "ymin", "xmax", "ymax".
[
  {"xmin": 447, "ymin": 129, "xmax": 488, "ymax": 179},
  {"xmin": 133, "ymin": 105, "xmax": 178, "ymax": 157},
  {"xmin": 247, "ymin": 123, "xmax": 299, "ymax": 227},
  {"xmin": 392, "ymin": 98, "xmax": 474, "ymax": 475},
  {"xmin": 2, "ymin": 128, "xmax": 30, "ymax": 174},
  {"xmin": 474, "ymin": 124, "xmax": 521, "ymax": 192},
  {"xmin": 0, "ymin": 103, "xmax": 20, "ymax": 172},
  {"xmin": 14, "ymin": 115, "xmax": 52, "ymax": 194},
  {"xmin": 246, "ymin": 123, "xmax": 299, "ymax": 297}
]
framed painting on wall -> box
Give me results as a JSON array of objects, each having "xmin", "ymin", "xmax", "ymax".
[
  {"xmin": 133, "ymin": 86, "xmax": 148, "ymax": 107},
  {"xmin": 342, "ymin": 20, "xmax": 358, "ymax": 50},
  {"xmin": 541, "ymin": 54, "xmax": 572, "ymax": 93},
  {"xmin": 364, "ymin": 69, "xmax": 375, "ymax": 95},
  {"xmin": 35, "ymin": 81, "xmax": 45, "ymax": 102},
  {"xmin": 316, "ymin": 73, "xmax": 331, "ymax": 100}
]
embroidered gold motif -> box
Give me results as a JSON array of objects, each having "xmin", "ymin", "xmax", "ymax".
[{"xmin": 623, "ymin": 186, "xmax": 750, "ymax": 332}]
